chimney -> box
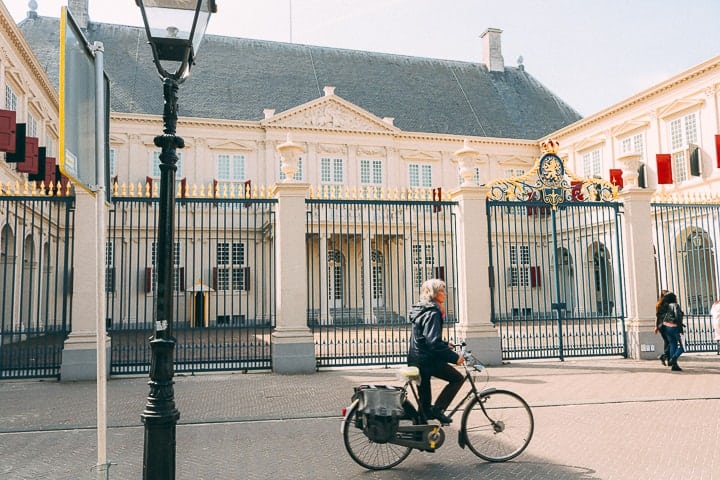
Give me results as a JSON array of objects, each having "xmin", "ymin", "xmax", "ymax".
[
  {"xmin": 480, "ymin": 28, "xmax": 504, "ymax": 72},
  {"xmin": 68, "ymin": 0, "xmax": 89, "ymax": 29}
]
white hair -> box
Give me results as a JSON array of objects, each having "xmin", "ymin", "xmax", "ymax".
[{"xmin": 419, "ymin": 278, "xmax": 446, "ymax": 303}]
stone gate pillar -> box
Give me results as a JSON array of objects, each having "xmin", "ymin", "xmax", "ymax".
[
  {"xmin": 452, "ymin": 185, "xmax": 502, "ymax": 365},
  {"xmin": 620, "ymin": 186, "xmax": 661, "ymax": 359}
]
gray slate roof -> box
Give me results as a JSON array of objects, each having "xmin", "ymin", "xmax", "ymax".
[{"xmin": 18, "ymin": 15, "xmax": 582, "ymax": 140}]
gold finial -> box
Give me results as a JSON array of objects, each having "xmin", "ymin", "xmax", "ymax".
[{"xmin": 541, "ymin": 139, "xmax": 559, "ymax": 154}]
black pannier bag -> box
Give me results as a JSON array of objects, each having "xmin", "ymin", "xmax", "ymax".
[{"xmin": 352, "ymin": 385, "xmax": 405, "ymax": 443}]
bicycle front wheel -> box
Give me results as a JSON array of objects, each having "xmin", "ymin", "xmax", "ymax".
[
  {"xmin": 342, "ymin": 402, "xmax": 413, "ymax": 470},
  {"xmin": 461, "ymin": 389, "xmax": 534, "ymax": 462}
]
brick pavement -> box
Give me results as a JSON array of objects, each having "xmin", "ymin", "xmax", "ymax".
[{"xmin": 1, "ymin": 354, "xmax": 719, "ymax": 479}]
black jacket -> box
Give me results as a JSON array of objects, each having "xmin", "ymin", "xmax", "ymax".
[{"xmin": 407, "ymin": 301, "xmax": 459, "ymax": 366}]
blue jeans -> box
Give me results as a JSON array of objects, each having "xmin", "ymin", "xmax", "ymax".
[{"xmin": 662, "ymin": 325, "xmax": 683, "ymax": 363}]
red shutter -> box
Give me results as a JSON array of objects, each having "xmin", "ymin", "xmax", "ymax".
[
  {"xmin": 145, "ymin": 176, "xmax": 153, "ymax": 197},
  {"xmin": 530, "ymin": 266, "xmax": 541, "ymax": 287},
  {"xmin": 17, "ymin": 136, "xmax": 39, "ymax": 174},
  {"xmin": 5, "ymin": 123, "xmax": 25, "ymax": 163},
  {"xmin": 656, "ymin": 154, "xmax": 673, "ymax": 184},
  {"xmin": 570, "ymin": 181, "xmax": 584, "ymax": 201},
  {"xmin": 0, "ymin": 109, "xmax": 17, "ymax": 152},
  {"xmin": 44, "ymin": 157, "xmax": 56, "ymax": 185},
  {"xmin": 243, "ymin": 267, "xmax": 250, "ymax": 291},
  {"xmin": 432, "ymin": 187, "xmax": 442, "ymax": 212},
  {"xmin": 715, "ymin": 134, "xmax": 720, "ymax": 169},
  {"xmin": 609, "ymin": 169, "xmax": 623, "ymax": 189},
  {"xmin": 179, "ymin": 177, "xmax": 187, "ymax": 198},
  {"xmin": 145, "ymin": 267, "xmax": 153, "ymax": 293},
  {"xmin": 178, "ymin": 267, "xmax": 185, "ymax": 292},
  {"xmin": 243, "ymin": 179, "xmax": 252, "ymax": 208}
]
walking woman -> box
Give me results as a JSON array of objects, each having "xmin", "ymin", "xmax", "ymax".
[
  {"xmin": 658, "ymin": 292, "xmax": 684, "ymax": 371},
  {"xmin": 655, "ymin": 290, "xmax": 670, "ymax": 365}
]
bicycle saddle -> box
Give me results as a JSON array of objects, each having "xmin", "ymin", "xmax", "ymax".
[{"xmin": 399, "ymin": 366, "xmax": 420, "ymax": 381}]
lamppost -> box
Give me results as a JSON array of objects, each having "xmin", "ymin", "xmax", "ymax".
[{"xmin": 135, "ymin": 1, "xmax": 216, "ymax": 479}]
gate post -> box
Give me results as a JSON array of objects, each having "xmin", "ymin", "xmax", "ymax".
[
  {"xmin": 271, "ymin": 182, "xmax": 316, "ymax": 373},
  {"xmin": 60, "ymin": 188, "xmax": 110, "ymax": 380},
  {"xmin": 452, "ymin": 185, "xmax": 502, "ymax": 365},
  {"xmin": 620, "ymin": 187, "xmax": 662, "ymax": 359}
]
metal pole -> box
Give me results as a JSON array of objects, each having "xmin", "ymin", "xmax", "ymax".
[
  {"xmin": 141, "ymin": 76, "xmax": 182, "ymax": 480},
  {"xmin": 92, "ymin": 40, "xmax": 111, "ymax": 480}
]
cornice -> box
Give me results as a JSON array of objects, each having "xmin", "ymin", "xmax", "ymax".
[
  {"xmin": 0, "ymin": 12, "xmax": 59, "ymax": 108},
  {"xmin": 543, "ymin": 56, "xmax": 720, "ymax": 141}
]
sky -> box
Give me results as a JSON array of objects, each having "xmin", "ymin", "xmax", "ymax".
[{"xmin": 6, "ymin": 0, "xmax": 720, "ymax": 117}]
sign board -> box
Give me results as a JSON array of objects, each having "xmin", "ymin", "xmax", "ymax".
[{"xmin": 59, "ymin": 7, "xmax": 104, "ymax": 194}]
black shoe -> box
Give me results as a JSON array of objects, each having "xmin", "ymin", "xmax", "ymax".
[
  {"xmin": 430, "ymin": 406, "xmax": 452, "ymax": 424},
  {"xmin": 671, "ymin": 364, "xmax": 682, "ymax": 372},
  {"xmin": 658, "ymin": 354, "xmax": 667, "ymax": 366}
]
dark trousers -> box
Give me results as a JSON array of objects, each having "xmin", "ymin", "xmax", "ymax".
[
  {"xmin": 417, "ymin": 361, "xmax": 464, "ymax": 415},
  {"xmin": 659, "ymin": 328, "xmax": 670, "ymax": 358}
]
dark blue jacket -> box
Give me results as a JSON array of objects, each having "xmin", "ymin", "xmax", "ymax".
[{"xmin": 407, "ymin": 301, "xmax": 459, "ymax": 366}]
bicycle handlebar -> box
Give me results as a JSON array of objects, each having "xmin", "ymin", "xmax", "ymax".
[{"xmin": 457, "ymin": 342, "xmax": 485, "ymax": 373}]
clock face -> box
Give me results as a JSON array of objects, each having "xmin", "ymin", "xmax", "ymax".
[{"xmin": 538, "ymin": 153, "xmax": 564, "ymax": 187}]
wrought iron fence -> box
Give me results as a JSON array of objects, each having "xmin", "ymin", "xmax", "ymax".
[
  {"xmin": 652, "ymin": 195, "xmax": 720, "ymax": 352},
  {"xmin": 306, "ymin": 187, "xmax": 459, "ymax": 367},
  {"xmin": 0, "ymin": 191, "xmax": 74, "ymax": 379},
  {"xmin": 107, "ymin": 190, "xmax": 276, "ymax": 374}
]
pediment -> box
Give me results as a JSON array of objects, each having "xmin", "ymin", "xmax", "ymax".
[
  {"xmin": 497, "ymin": 155, "xmax": 533, "ymax": 167},
  {"xmin": 658, "ymin": 98, "xmax": 705, "ymax": 119},
  {"xmin": 263, "ymin": 96, "xmax": 399, "ymax": 133},
  {"xmin": 611, "ymin": 119, "xmax": 650, "ymax": 137},
  {"xmin": 399, "ymin": 150, "xmax": 441, "ymax": 162},
  {"xmin": 109, "ymin": 134, "xmax": 127, "ymax": 145},
  {"xmin": 574, "ymin": 135, "xmax": 606, "ymax": 152},
  {"xmin": 207, "ymin": 140, "xmax": 255, "ymax": 151}
]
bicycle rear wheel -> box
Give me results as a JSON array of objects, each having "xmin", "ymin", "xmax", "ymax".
[
  {"xmin": 342, "ymin": 402, "xmax": 413, "ymax": 470},
  {"xmin": 461, "ymin": 389, "xmax": 534, "ymax": 462}
]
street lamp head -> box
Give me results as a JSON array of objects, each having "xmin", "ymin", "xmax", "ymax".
[{"xmin": 136, "ymin": 0, "xmax": 217, "ymax": 81}]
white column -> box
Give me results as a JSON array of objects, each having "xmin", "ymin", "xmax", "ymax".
[
  {"xmin": 319, "ymin": 233, "xmax": 328, "ymax": 324},
  {"xmin": 60, "ymin": 189, "xmax": 110, "ymax": 380},
  {"xmin": 452, "ymin": 185, "xmax": 502, "ymax": 365},
  {"xmin": 271, "ymin": 182, "xmax": 315, "ymax": 373},
  {"xmin": 620, "ymin": 187, "xmax": 662, "ymax": 359},
  {"xmin": 362, "ymin": 233, "xmax": 373, "ymax": 323}
]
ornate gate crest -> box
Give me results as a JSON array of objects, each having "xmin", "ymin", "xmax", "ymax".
[{"xmin": 487, "ymin": 139, "xmax": 619, "ymax": 210}]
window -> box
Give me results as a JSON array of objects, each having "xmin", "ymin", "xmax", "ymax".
[
  {"xmin": 409, "ymin": 163, "xmax": 432, "ymax": 187},
  {"xmin": 279, "ymin": 156, "xmax": 303, "ymax": 181},
  {"xmin": 108, "ymin": 148, "xmax": 117, "ymax": 177},
  {"xmin": 412, "ymin": 243, "xmax": 435, "ymax": 288},
  {"xmin": 504, "ymin": 168, "xmax": 525, "ymax": 178},
  {"xmin": 27, "ymin": 113, "xmax": 38, "ymax": 138},
  {"xmin": 620, "ymin": 133, "xmax": 645, "ymax": 161},
  {"xmin": 152, "ymin": 151, "xmax": 183, "ymax": 178},
  {"xmin": 147, "ymin": 241, "xmax": 183, "ymax": 292},
  {"xmin": 45, "ymin": 134, "xmax": 54, "ymax": 157},
  {"xmin": 5, "ymin": 85, "xmax": 17, "ymax": 111},
  {"xmin": 217, "ymin": 154, "xmax": 246, "ymax": 181},
  {"xmin": 321, "ymin": 157, "xmax": 344, "ymax": 183},
  {"xmin": 669, "ymin": 113, "xmax": 699, "ymax": 183},
  {"xmin": 215, "ymin": 242, "xmax": 248, "ymax": 291},
  {"xmin": 105, "ymin": 241, "xmax": 114, "ymax": 293},
  {"xmin": 582, "ymin": 149, "xmax": 601, "ymax": 178},
  {"xmin": 507, "ymin": 245, "xmax": 540, "ymax": 288},
  {"xmin": 360, "ymin": 159, "xmax": 383, "ymax": 184}
]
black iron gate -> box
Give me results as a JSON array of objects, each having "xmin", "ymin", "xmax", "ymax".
[
  {"xmin": 1, "ymin": 193, "xmax": 75, "ymax": 379},
  {"xmin": 107, "ymin": 192, "xmax": 276, "ymax": 374},
  {"xmin": 306, "ymin": 188, "xmax": 459, "ymax": 368},
  {"xmin": 486, "ymin": 149, "xmax": 626, "ymax": 360}
]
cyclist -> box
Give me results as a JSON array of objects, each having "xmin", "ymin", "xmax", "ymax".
[{"xmin": 407, "ymin": 278, "xmax": 465, "ymax": 424}]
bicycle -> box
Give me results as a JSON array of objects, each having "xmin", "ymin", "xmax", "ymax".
[{"xmin": 341, "ymin": 343, "xmax": 534, "ymax": 470}]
